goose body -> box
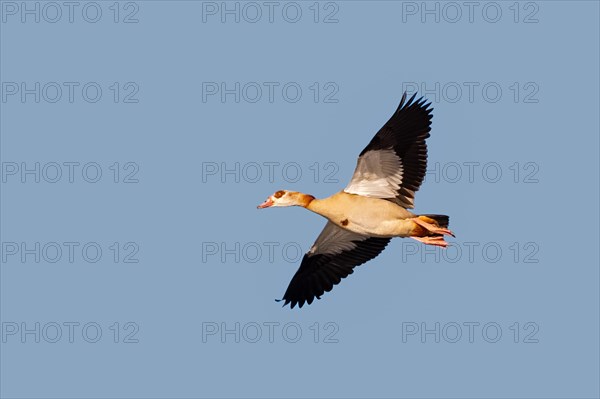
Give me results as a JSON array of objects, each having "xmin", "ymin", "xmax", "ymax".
[
  {"xmin": 306, "ymin": 192, "xmax": 417, "ymax": 237},
  {"xmin": 257, "ymin": 93, "xmax": 454, "ymax": 308}
]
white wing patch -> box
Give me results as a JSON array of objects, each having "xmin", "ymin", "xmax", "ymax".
[
  {"xmin": 344, "ymin": 148, "xmax": 404, "ymax": 199},
  {"xmin": 308, "ymin": 222, "xmax": 369, "ymax": 256}
]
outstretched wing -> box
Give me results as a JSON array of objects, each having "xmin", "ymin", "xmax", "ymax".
[
  {"xmin": 279, "ymin": 222, "xmax": 390, "ymax": 309},
  {"xmin": 344, "ymin": 93, "xmax": 433, "ymax": 208}
]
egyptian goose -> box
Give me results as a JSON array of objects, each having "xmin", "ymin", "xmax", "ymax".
[{"xmin": 257, "ymin": 93, "xmax": 454, "ymax": 308}]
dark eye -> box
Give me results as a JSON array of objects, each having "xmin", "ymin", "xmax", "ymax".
[{"xmin": 274, "ymin": 190, "xmax": 285, "ymax": 198}]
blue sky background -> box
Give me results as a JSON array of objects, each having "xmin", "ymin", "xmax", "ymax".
[{"xmin": 1, "ymin": 1, "xmax": 599, "ymax": 398}]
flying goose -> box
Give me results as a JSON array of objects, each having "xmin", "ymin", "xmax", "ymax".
[{"xmin": 257, "ymin": 92, "xmax": 454, "ymax": 308}]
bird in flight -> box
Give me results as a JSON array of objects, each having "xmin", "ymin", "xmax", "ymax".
[{"xmin": 257, "ymin": 92, "xmax": 454, "ymax": 308}]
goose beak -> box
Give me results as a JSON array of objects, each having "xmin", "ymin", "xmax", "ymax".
[{"xmin": 257, "ymin": 198, "xmax": 274, "ymax": 209}]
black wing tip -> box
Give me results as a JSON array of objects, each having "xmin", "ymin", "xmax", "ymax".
[
  {"xmin": 398, "ymin": 91, "xmax": 434, "ymax": 115},
  {"xmin": 398, "ymin": 91, "xmax": 408, "ymax": 107},
  {"xmin": 277, "ymin": 295, "xmax": 322, "ymax": 309}
]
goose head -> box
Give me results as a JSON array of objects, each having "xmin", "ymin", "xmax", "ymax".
[{"xmin": 257, "ymin": 190, "xmax": 314, "ymax": 209}]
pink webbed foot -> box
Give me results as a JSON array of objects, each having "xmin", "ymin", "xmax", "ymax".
[{"xmin": 413, "ymin": 217, "xmax": 456, "ymax": 238}]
